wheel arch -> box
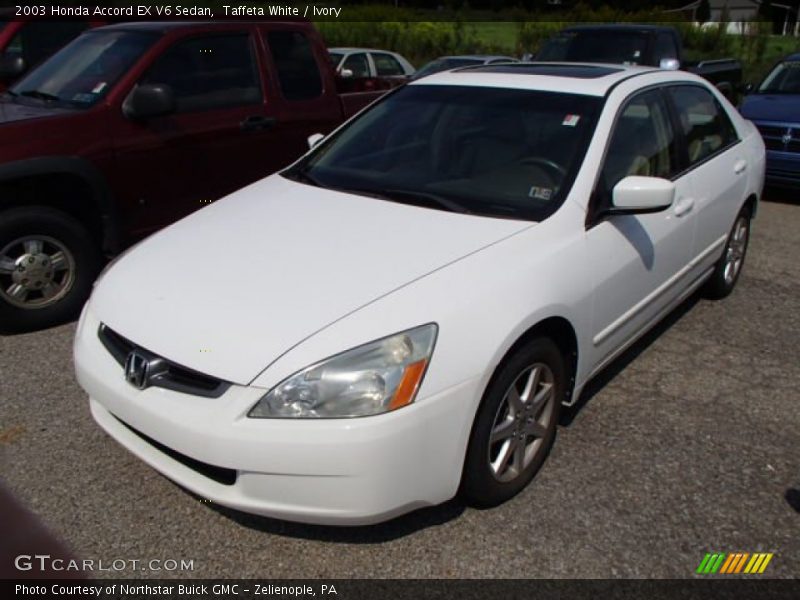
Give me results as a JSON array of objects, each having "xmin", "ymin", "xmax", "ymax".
[
  {"xmin": 0, "ymin": 157, "xmax": 121, "ymax": 254},
  {"xmin": 482, "ymin": 315, "xmax": 580, "ymax": 410},
  {"xmin": 743, "ymin": 192, "xmax": 758, "ymax": 219}
]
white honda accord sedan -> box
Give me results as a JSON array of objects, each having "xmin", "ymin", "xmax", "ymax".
[{"xmin": 74, "ymin": 64, "xmax": 764, "ymax": 525}]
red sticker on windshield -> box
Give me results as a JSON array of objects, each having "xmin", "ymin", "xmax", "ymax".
[{"xmin": 562, "ymin": 114, "xmax": 580, "ymax": 127}]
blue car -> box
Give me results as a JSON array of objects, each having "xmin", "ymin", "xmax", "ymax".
[{"xmin": 740, "ymin": 53, "xmax": 800, "ymax": 187}]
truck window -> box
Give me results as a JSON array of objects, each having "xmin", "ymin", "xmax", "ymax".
[
  {"xmin": 142, "ymin": 34, "xmax": 262, "ymax": 113},
  {"xmin": 541, "ymin": 31, "xmax": 648, "ymax": 66},
  {"xmin": 668, "ymin": 86, "xmax": 738, "ymax": 165},
  {"xmin": 654, "ymin": 33, "xmax": 678, "ymax": 62},
  {"xmin": 265, "ymin": 31, "xmax": 323, "ymax": 101},
  {"xmin": 372, "ymin": 53, "xmax": 404, "ymax": 76}
]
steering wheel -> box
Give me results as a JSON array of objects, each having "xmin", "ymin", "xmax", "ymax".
[{"xmin": 517, "ymin": 157, "xmax": 568, "ymax": 181}]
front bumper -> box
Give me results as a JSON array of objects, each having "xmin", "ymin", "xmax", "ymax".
[
  {"xmin": 765, "ymin": 149, "xmax": 800, "ymax": 187},
  {"xmin": 74, "ymin": 306, "xmax": 479, "ymax": 525}
]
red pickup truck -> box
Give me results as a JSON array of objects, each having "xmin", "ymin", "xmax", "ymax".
[{"xmin": 0, "ymin": 21, "xmax": 382, "ymax": 333}]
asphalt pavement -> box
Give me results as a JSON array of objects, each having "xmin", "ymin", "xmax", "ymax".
[{"xmin": 1, "ymin": 194, "xmax": 798, "ymax": 579}]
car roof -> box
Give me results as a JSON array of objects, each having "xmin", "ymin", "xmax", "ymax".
[
  {"xmin": 439, "ymin": 55, "xmax": 516, "ymax": 61},
  {"xmin": 410, "ymin": 62, "xmax": 682, "ymax": 96},
  {"xmin": 329, "ymin": 47, "xmax": 400, "ymax": 54}
]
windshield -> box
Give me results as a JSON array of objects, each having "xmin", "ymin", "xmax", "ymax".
[
  {"xmin": 413, "ymin": 58, "xmax": 483, "ymax": 79},
  {"xmin": 283, "ymin": 84, "xmax": 601, "ymax": 222},
  {"xmin": 758, "ymin": 60, "xmax": 800, "ymax": 94},
  {"xmin": 8, "ymin": 30, "xmax": 157, "ymax": 108},
  {"xmin": 329, "ymin": 52, "xmax": 344, "ymax": 68},
  {"xmin": 539, "ymin": 32, "xmax": 649, "ymax": 65}
]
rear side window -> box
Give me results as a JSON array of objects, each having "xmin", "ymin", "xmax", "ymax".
[
  {"xmin": 668, "ymin": 85, "xmax": 738, "ymax": 166},
  {"xmin": 341, "ymin": 52, "xmax": 370, "ymax": 78},
  {"xmin": 372, "ymin": 53, "xmax": 404, "ymax": 76},
  {"xmin": 142, "ymin": 34, "xmax": 261, "ymax": 112},
  {"xmin": 600, "ymin": 89, "xmax": 678, "ymax": 193},
  {"xmin": 266, "ymin": 31, "xmax": 323, "ymax": 101}
]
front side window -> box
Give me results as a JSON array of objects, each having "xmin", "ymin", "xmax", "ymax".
[
  {"xmin": 9, "ymin": 31, "xmax": 157, "ymax": 108},
  {"xmin": 283, "ymin": 85, "xmax": 601, "ymax": 222},
  {"xmin": 600, "ymin": 89, "xmax": 678, "ymax": 195},
  {"xmin": 341, "ymin": 52, "xmax": 370, "ymax": 78},
  {"xmin": 372, "ymin": 53, "xmax": 404, "ymax": 76},
  {"xmin": 142, "ymin": 34, "xmax": 261, "ymax": 112},
  {"xmin": 266, "ymin": 31, "xmax": 322, "ymax": 101},
  {"xmin": 668, "ymin": 85, "xmax": 738, "ymax": 166}
]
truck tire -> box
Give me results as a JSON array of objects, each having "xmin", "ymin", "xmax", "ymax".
[{"xmin": 0, "ymin": 206, "xmax": 102, "ymax": 334}]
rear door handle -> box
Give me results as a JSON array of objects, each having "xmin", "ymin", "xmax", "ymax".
[
  {"xmin": 674, "ymin": 197, "xmax": 694, "ymax": 217},
  {"xmin": 734, "ymin": 159, "xmax": 747, "ymax": 174},
  {"xmin": 240, "ymin": 115, "xmax": 276, "ymax": 132}
]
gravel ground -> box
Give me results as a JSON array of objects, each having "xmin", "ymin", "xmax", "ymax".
[{"xmin": 1, "ymin": 194, "xmax": 798, "ymax": 579}]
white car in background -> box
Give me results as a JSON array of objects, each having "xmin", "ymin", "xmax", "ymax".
[
  {"xmin": 328, "ymin": 47, "xmax": 415, "ymax": 87},
  {"xmin": 74, "ymin": 63, "xmax": 765, "ymax": 525}
]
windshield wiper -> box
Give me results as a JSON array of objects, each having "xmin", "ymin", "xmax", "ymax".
[
  {"xmin": 18, "ymin": 90, "xmax": 61, "ymax": 102},
  {"xmin": 382, "ymin": 188, "xmax": 472, "ymax": 214},
  {"xmin": 285, "ymin": 167, "xmax": 322, "ymax": 188}
]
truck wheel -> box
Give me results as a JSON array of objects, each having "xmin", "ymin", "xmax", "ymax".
[{"xmin": 0, "ymin": 207, "xmax": 101, "ymax": 334}]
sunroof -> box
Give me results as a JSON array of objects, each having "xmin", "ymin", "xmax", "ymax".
[{"xmin": 461, "ymin": 64, "xmax": 624, "ymax": 79}]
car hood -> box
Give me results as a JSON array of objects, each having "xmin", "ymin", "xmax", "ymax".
[
  {"xmin": 91, "ymin": 175, "xmax": 531, "ymax": 385},
  {"xmin": 740, "ymin": 94, "xmax": 800, "ymax": 124},
  {"xmin": 0, "ymin": 98, "xmax": 77, "ymax": 123}
]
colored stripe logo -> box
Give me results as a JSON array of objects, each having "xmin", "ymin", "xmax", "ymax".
[{"xmin": 696, "ymin": 552, "xmax": 774, "ymax": 574}]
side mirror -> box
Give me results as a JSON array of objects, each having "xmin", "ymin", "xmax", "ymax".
[
  {"xmin": 611, "ymin": 176, "xmax": 675, "ymax": 214},
  {"xmin": 659, "ymin": 58, "xmax": 680, "ymax": 71},
  {"xmin": 0, "ymin": 54, "xmax": 26, "ymax": 79},
  {"xmin": 122, "ymin": 83, "xmax": 176, "ymax": 120},
  {"xmin": 307, "ymin": 133, "xmax": 324, "ymax": 149},
  {"xmin": 339, "ymin": 68, "xmax": 354, "ymax": 79}
]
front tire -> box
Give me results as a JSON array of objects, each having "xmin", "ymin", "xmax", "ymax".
[
  {"xmin": 461, "ymin": 337, "xmax": 564, "ymax": 507},
  {"xmin": 0, "ymin": 207, "xmax": 101, "ymax": 334},
  {"xmin": 703, "ymin": 206, "xmax": 751, "ymax": 300}
]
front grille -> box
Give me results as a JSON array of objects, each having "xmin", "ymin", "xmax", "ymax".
[
  {"xmin": 755, "ymin": 122, "xmax": 800, "ymax": 154},
  {"xmin": 115, "ymin": 416, "xmax": 237, "ymax": 486},
  {"xmin": 98, "ymin": 324, "xmax": 231, "ymax": 398}
]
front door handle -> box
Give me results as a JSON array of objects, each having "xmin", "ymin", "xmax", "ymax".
[
  {"xmin": 674, "ymin": 197, "xmax": 694, "ymax": 217},
  {"xmin": 240, "ymin": 115, "xmax": 276, "ymax": 132},
  {"xmin": 734, "ymin": 159, "xmax": 748, "ymax": 174}
]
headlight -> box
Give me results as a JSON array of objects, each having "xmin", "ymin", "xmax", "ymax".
[{"xmin": 249, "ymin": 324, "xmax": 437, "ymax": 419}]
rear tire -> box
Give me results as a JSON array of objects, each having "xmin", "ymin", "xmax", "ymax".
[
  {"xmin": 461, "ymin": 337, "xmax": 564, "ymax": 507},
  {"xmin": 0, "ymin": 207, "xmax": 101, "ymax": 334},
  {"xmin": 703, "ymin": 206, "xmax": 751, "ymax": 300}
]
